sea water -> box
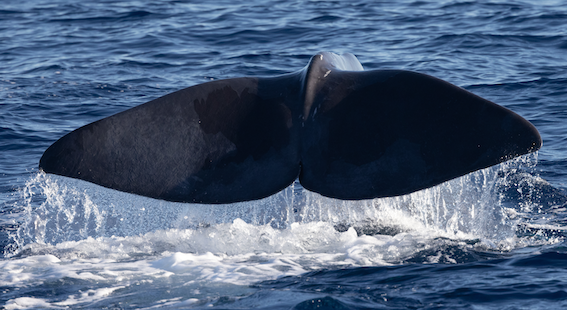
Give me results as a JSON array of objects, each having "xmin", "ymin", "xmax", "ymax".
[{"xmin": 2, "ymin": 0, "xmax": 567, "ymax": 309}]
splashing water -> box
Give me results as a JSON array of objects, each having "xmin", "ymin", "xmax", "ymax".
[
  {"xmin": 6, "ymin": 152, "xmax": 555, "ymax": 261},
  {"xmin": 2, "ymin": 153, "xmax": 566, "ymax": 310}
]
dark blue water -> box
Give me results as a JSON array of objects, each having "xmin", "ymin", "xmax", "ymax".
[{"xmin": 2, "ymin": 0, "xmax": 567, "ymax": 309}]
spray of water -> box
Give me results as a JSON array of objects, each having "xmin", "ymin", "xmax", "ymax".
[{"xmin": 6, "ymin": 152, "xmax": 560, "ymax": 259}]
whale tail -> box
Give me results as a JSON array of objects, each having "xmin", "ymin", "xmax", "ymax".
[{"xmin": 40, "ymin": 52, "xmax": 541, "ymax": 203}]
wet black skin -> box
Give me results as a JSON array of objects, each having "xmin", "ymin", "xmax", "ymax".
[{"xmin": 40, "ymin": 52, "xmax": 542, "ymax": 203}]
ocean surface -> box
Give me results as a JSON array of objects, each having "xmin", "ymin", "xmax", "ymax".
[{"xmin": 2, "ymin": 0, "xmax": 567, "ymax": 308}]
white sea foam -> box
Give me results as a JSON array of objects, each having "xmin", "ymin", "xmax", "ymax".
[
  {"xmin": 0, "ymin": 219, "xmax": 489, "ymax": 308},
  {"xmin": 4, "ymin": 286, "xmax": 126, "ymax": 309}
]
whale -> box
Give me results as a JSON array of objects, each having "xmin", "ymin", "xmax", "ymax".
[{"xmin": 39, "ymin": 52, "xmax": 542, "ymax": 204}]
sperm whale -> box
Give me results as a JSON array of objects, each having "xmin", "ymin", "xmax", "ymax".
[{"xmin": 39, "ymin": 52, "xmax": 542, "ymax": 203}]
